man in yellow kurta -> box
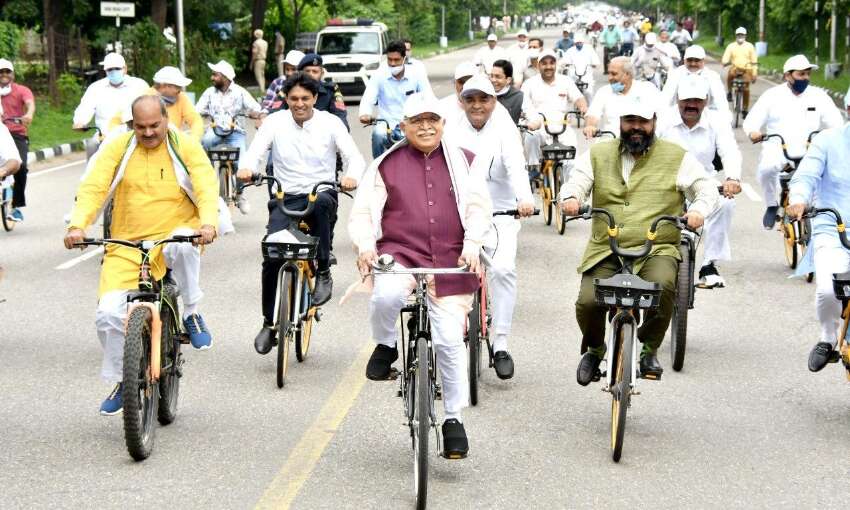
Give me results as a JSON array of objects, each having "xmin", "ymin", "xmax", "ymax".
[
  {"xmin": 721, "ymin": 26, "xmax": 758, "ymax": 114},
  {"xmin": 64, "ymin": 95, "xmax": 218, "ymax": 416}
]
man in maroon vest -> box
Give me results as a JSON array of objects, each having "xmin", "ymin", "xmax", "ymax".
[{"xmin": 349, "ymin": 93, "xmax": 492, "ymax": 458}]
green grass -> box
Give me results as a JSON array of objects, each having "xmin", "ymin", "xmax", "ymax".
[
  {"xmin": 695, "ymin": 35, "xmax": 850, "ymax": 96},
  {"xmin": 414, "ymin": 35, "xmax": 485, "ymax": 59},
  {"xmin": 28, "ymin": 103, "xmax": 86, "ymax": 151}
]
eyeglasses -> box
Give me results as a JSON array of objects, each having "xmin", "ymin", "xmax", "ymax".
[
  {"xmin": 105, "ymin": 67, "xmax": 122, "ymax": 72},
  {"xmin": 407, "ymin": 115, "xmax": 441, "ymax": 127},
  {"xmin": 0, "ymin": 69, "xmax": 12, "ymax": 74}
]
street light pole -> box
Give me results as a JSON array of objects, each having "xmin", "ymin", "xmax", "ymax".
[
  {"xmin": 758, "ymin": 0, "xmax": 765, "ymax": 42},
  {"xmin": 176, "ymin": 0, "xmax": 186, "ymax": 73}
]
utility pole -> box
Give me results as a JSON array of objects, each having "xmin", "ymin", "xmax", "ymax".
[
  {"xmin": 829, "ymin": 0, "xmax": 837, "ymax": 62},
  {"xmin": 756, "ymin": 0, "xmax": 766, "ymax": 55},
  {"xmin": 814, "ymin": 1, "xmax": 820, "ymax": 65},
  {"xmin": 176, "ymin": 0, "xmax": 185, "ymax": 73},
  {"xmin": 440, "ymin": 4, "xmax": 447, "ymax": 48}
]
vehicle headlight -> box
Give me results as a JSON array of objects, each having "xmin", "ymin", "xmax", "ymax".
[{"xmin": 365, "ymin": 62, "xmax": 379, "ymax": 70}]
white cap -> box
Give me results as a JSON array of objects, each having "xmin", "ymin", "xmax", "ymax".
[
  {"xmin": 562, "ymin": 24, "xmax": 570, "ymax": 31},
  {"xmin": 735, "ymin": 27, "xmax": 747, "ymax": 35},
  {"xmin": 403, "ymin": 93, "xmax": 443, "ymax": 119},
  {"xmin": 538, "ymin": 49, "xmax": 558, "ymax": 63},
  {"xmin": 461, "ymin": 75, "xmax": 496, "ymax": 97},
  {"xmin": 0, "ymin": 59, "xmax": 13, "ymax": 71},
  {"xmin": 284, "ymin": 50, "xmax": 305, "ymax": 67},
  {"xmin": 574, "ymin": 33, "xmax": 586, "ymax": 44},
  {"xmin": 644, "ymin": 32, "xmax": 657, "ymax": 45},
  {"xmin": 683, "ymin": 45, "xmax": 706, "ymax": 60},
  {"xmin": 207, "ymin": 60, "xmax": 236, "ymax": 81},
  {"xmin": 516, "ymin": 28, "xmax": 528, "ymax": 37},
  {"xmin": 619, "ymin": 97, "xmax": 656, "ymax": 119},
  {"xmin": 487, "ymin": 33, "xmax": 498, "ymax": 42},
  {"xmin": 100, "ymin": 52, "xmax": 125, "ymax": 69},
  {"xmin": 453, "ymin": 62, "xmax": 477, "ymax": 80},
  {"xmin": 676, "ymin": 74, "xmax": 709, "ymax": 100},
  {"xmin": 784, "ymin": 54, "xmax": 818, "ymax": 73},
  {"xmin": 152, "ymin": 66, "xmax": 191, "ymax": 87}
]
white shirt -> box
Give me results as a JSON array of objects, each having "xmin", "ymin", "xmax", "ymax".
[
  {"xmin": 195, "ymin": 83, "xmax": 262, "ymax": 133},
  {"xmin": 473, "ymin": 45, "xmax": 508, "ymax": 73},
  {"xmin": 661, "ymin": 66, "xmax": 730, "ymax": 120},
  {"xmin": 670, "ymin": 29, "xmax": 692, "ymax": 45},
  {"xmin": 520, "ymin": 73, "xmax": 584, "ymax": 120},
  {"xmin": 631, "ymin": 45, "xmax": 672, "ymax": 76},
  {"xmin": 586, "ymin": 80, "xmax": 661, "ymax": 134},
  {"xmin": 562, "ymin": 45, "xmax": 600, "ymax": 75},
  {"xmin": 743, "ymin": 83, "xmax": 844, "ymax": 156},
  {"xmin": 0, "ymin": 123, "xmax": 21, "ymax": 186},
  {"xmin": 657, "ymin": 106, "xmax": 742, "ymax": 180},
  {"xmin": 241, "ymin": 109, "xmax": 366, "ymax": 194},
  {"xmin": 656, "ymin": 41, "xmax": 681, "ymax": 64},
  {"xmin": 72, "ymin": 76, "xmax": 149, "ymax": 132},
  {"xmin": 507, "ymin": 44, "xmax": 530, "ymax": 83},
  {"xmin": 445, "ymin": 106, "xmax": 533, "ymax": 210}
]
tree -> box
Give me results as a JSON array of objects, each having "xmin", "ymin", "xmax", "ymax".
[
  {"xmin": 252, "ymin": 0, "xmax": 268, "ymax": 31},
  {"xmin": 151, "ymin": 0, "xmax": 168, "ymax": 29}
]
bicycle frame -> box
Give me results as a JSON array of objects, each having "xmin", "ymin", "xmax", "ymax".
[{"xmin": 273, "ymin": 259, "xmax": 314, "ymax": 337}]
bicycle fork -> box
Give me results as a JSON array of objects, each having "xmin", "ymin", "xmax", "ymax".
[{"xmin": 603, "ymin": 313, "xmax": 640, "ymax": 398}]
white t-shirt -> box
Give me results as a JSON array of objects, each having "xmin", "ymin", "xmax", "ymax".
[
  {"xmin": 0, "ymin": 123, "xmax": 21, "ymax": 187},
  {"xmin": 587, "ymin": 80, "xmax": 661, "ymax": 134}
]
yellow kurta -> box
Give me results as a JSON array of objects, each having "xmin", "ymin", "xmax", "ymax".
[
  {"xmin": 68, "ymin": 130, "xmax": 218, "ymax": 296},
  {"xmin": 721, "ymin": 42, "xmax": 758, "ymax": 76},
  {"xmin": 108, "ymin": 88, "xmax": 204, "ymax": 141}
]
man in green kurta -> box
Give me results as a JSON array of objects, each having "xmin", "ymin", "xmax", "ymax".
[{"xmin": 560, "ymin": 99, "xmax": 718, "ymax": 385}]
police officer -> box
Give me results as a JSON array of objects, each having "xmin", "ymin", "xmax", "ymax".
[{"xmin": 297, "ymin": 53, "xmax": 349, "ymax": 130}]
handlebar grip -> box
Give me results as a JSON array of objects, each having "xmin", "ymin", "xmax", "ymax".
[{"xmin": 577, "ymin": 204, "xmax": 591, "ymax": 215}]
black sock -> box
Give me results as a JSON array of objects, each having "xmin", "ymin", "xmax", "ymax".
[{"xmin": 317, "ymin": 258, "xmax": 330, "ymax": 272}]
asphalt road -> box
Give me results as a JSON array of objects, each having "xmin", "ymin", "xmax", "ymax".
[{"xmin": 3, "ymin": 28, "xmax": 849, "ymax": 509}]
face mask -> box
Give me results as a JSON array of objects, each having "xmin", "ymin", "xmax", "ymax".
[
  {"xmin": 611, "ymin": 81, "xmax": 625, "ymax": 94},
  {"xmin": 736, "ymin": 37, "xmax": 745, "ymax": 44},
  {"xmin": 161, "ymin": 94, "xmax": 178, "ymax": 105},
  {"xmin": 646, "ymin": 44, "xmax": 654, "ymax": 49},
  {"xmin": 791, "ymin": 78, "xmax": 809, "ymax": 94},
  {"xmin": 107, "ymin": 70, "xmax": 124, "ymax": 86},
  {"xmin": 389, "ymin": 65, "xmax": 404, "ymax": 76},
  {"xmin": 575, "ymin": 43, "xmax": 584, "ymax": 50},
  {"xmin": 0, "ymin": 85, "xmax": 10, "ymax": 96},
  {"xmin": 519, "ymin": 42, "xmax": 527, "ymax": 49}
]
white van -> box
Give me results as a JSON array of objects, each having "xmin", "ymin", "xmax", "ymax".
[{"xmin": 315, "ymin": 19, "xmax": 389, "ymax": 100}]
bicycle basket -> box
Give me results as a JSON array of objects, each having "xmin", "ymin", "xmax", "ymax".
[
  {"xmin": 207, "ymin": 147, "xmax": 240, "ymax": 162},
  {"xmin": 542, "ymin": 141, "xmax": 576, "ymax": 162},
  {"xmin": 594, "ymin": 273, "xmax": 662, "ymax": 309},
  {"xmin": 833, "ymin": 272, "xmax": 850, "ymax": 300},
  {"xmin": 262, "ymin": 228, "xmax": 319, "ymax": 261}
]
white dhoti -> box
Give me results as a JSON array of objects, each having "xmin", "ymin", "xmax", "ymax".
[
  {"xmin": 756, "ymin": 142, "xmax": 792, "ymax": 207},
  {"xmin": 700, "ymin": 196, "xmax": 735, "ymax": 266},
  {"xmin": 484, "ymin": 216, "xmax": 521, "ymax": 352}
]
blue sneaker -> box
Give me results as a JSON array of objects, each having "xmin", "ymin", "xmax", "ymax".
[
  {"xmin": 7, "ymin": 208, "xmax": 23, "ymax": 222},
  {"xmin": 184, "ymin": 313, "xmax": 212, "ymax": 350},
  {"xmin": 100, "ymin": 383, "xmax": 123, "ymax": 416}
]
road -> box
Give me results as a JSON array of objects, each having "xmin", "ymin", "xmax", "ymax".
[{"xmin": 3, "ymin": 28, "xmax": 849, "ymax": 509}]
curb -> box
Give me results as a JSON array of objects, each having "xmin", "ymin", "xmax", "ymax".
[{"xmin": 26, "ymin": 140, "xmax": 86, "ymax": 165}]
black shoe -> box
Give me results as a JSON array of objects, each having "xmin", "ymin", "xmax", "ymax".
[
  {"xmin": 697, "ymin": 263, "xmax": 726, "ymax": 289},
  {"xmin": 442, "ymin": 419, "xmax": 469, "ymax": 459},
  {"xmin": 329, "ymin": 251, "xmax": 337, "ymax": 266},
  {"xmin": 576, "ymin": 351, "xmax": 603, "ymax": 386},
  {"xmin": 808, "ymin": 342, "xmax": 837, "ymax": 372},
  {"xmin": 312, "ymin": 270, "xmax": 333, "ymax": 306},
  {"xmin": 742, "ymin": 109, "xmax": 749, "ymax": 119},
  {"xmin": 639, "ymin": 352, "xmax": 663, "ymax": 378},
  {"xmin": 254, "ymin": 325, "xmax": 276, "ymax": 355},
  {"xmin": 762, "ymin": 206, "xmax": 779, "ymax": 230},
  {"xmin": 493, "ymin": 351, "xmax": 515, "ymax": 380},
  {"xmin": 366, "ymin": 344, "xmax": 398, "ymax": 380},
  {"xmin": 726, "ymin": 92, "xmax": 732, "ymax": 102}
]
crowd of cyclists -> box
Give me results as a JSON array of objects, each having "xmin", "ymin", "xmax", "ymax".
[{"xmin": 0, "ymin": 6, "xmax": 842, "ymax": 468}]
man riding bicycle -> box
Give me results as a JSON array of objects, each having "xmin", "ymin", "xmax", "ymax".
[
  {"xmin": 562, "ymin": 33, "xmax": 601, "ymax": 100},
  {"xmin": 236, "ymin": 72, "xmax": 365, "ymax": 355},
  {"xmin": 261, "ymin": 50, "xmax": 305, "ymax": 114},
  {"xmin": 63, "ymin": 95, "xmax": 218, "ymax": 415},
  {"xmin": 560, "ymin": 99, "xmax": 718, "ymax": 384},
  {"xmin": 631, "ymin": 33, "xmax": 672, "ymax": 89},
  {"xmin": 349, "ymin": 93, "xmax": 492, "ymax": 458},
  {"xmin": 743, "ymin": 55, "xmax": 843, "ymax": 229},
  {"xmin": 661, "ymin": 45, "xmax": 730, "ymax": 122},
  {"xmin": 445, "ymin": 75, "xmax": 535, "ymax": 379},
  {"xmin": 721, "ymin": 27, "xmax": 758, "ymax": 116},
  {"xmin": 787, "ymin": 88, "xmax": 850, "ymax": 373},
  {"xmin": 73, "ymin": 53, "xmax": 148, "ymax": 135},
  {"xmin": 583, "ymin": 57, "xmax": 660, "ymax": 138},
  {"xmin": 600, "ymin": 19, "xmax": 622, "ymax": 72}
]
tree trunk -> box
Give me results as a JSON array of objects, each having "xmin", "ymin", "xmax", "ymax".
[
  {"xmin": 252, "ymin": 0, "xmax": 268, "ymax": 31},
  {"xmin": 151, "ymin": 0, "xmax": 168, "ymax": 29},
  {"xmin": 43, "ymin": 0, "xmax": 66, "ymax": 99},
  {"xmin": 292, "ymin": 0, "xmax": 304, "ymax": 34}
]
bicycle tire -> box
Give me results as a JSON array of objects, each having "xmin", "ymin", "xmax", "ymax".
[
  {"xmin": 0, "ymin": 193, "xmax": 12, "ymax": 232},
  {"xmin": 219, "ymin": 164, "xmax": 233, "ymax": 208},
  {"xmin": 541, "ymin": 162, "xmax": 553, "ymax": 225},
  {"xmin": 783, "ymin": 221, "xmax": 798, "ymax": 269},
  {"xmin": 295, "ymin": 307, "xmax": 314, "ymax": 362},
  {"xmin": 467, "ymin": 291, "xmax": 482, "ymax": 406},
  {"xmin": 123, "ymin": 306, "xmax": 158, "ymax": 461},
  {"xmin": 555, "ymin": 165, "xmax": 567, "ymax": 235},
  {"xmin": 277, "ymin": 271, "xmax": 293, "ymax": 388},
  {"xmin": 800, "ymin": 217, "xmax": 815, "ymax": 283},
  {"xmin": 413, "ymin": 338, "xmax": 430, "ymax": 510},
  {"xmin": 611, "ymin": 321, "xmax": 633, "ymax": 463},
  {"xmin": 671, "ymin": 244, "xmax": 691, "ymax": 372},
  {"xmin": 733, "ymin": 90, "xmax": 742, "ymax": 129},
  {"xmin": 157, "ymin": 300, "xmax": 180, "ymax": 425}
]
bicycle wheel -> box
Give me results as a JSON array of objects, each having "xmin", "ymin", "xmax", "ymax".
[
  {"xmin": 295, "ymin": 306, "xmax": 314, "ymax": 363},
  {"xmin": 733, "ymin": 90, "xmax": 742, "ymax": 128},
  {"xmin": 0, "ymin": 191, "xmax": 12, "ymax": 232},
  {"xmin": 467, "ymin": 291, "xmax": 482, "ymax": 406},
  {"xmin": 276, "ymin": 271, "xmax": 294, "ymax": 388},
  {"xmin": 541, "ymin": 163, "xmax": 553, "ymax": 225},
  {"xmin": 413, "ymin": 338, "xmax": 430, "ymax": 510},
  {"xmin": 670, "ymin": 244, "xmax": 691, "ymax": 372},
  {"xmin": 157, "ymin": 299, "xmax": 180, "ymax": 425},
  {"xmin": 800, "ymin": 217, "xmax": 815, "ymax": 283},
  {"xmin": 123, "ymin": 306, "xmax": 158, "ymax": 461},
  {"xmin": 783, "ymin": 221, "xmax": 798, "ymax": 269},
  {"xmin": 611, "ymin": 321, "xmax": 633, "ymax": 463},
  {"xmin": 555, "ymin": 165, "xmax": 568, "ymax": 235},
  {"xmin": 219, "ymin": 164, "xmax": 232, "ymax": 207}
]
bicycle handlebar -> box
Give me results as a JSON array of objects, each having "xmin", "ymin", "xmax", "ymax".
[
  {"xmin": 74, "ymin": 235, "xmax": 200, "ymax": 250},
  {"xmin": 760, "ymin": 131, "xmax": 820, "ymax": 167},
  {"xmin": 249, "ymin": 174, "xmax": 341, "ymax": 218},
  {"xmin": 567, "ymin": 205, "xmax": 687, "ymax": 260},
  {"xmin": 539, "ymin": 112, "xmax": 572, "ymax": 136},
  {"xmin": 371, "ymin": 254, "xmax": 470, "ymax": 275},
  {"xmin": 803, "ymin": 207, "xmax": 850, "ymax": 249},
  {"xmin": 593, "ymin": 130, "xmax": 617, "ymax": 138},
  {"xmin": 364, "ymin": 118, "xmax": 393, "ymax": 131},
  {"xmin": 493, "ymin": 208, "xmax": 541, "ymax": 217}
]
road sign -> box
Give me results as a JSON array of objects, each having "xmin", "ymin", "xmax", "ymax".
[{"xmin": 100, "ymin": 2, "xmax": 135, "ymax": 18}]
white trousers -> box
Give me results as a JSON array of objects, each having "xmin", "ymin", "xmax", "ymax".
[
  {"xmin": 95, "ymin": 228, "xmax": 203, "ymax": 383},
  {"xmin": 484, "ymin": 216, "xmax": 521, "ymax": 352},
  {"xmin": 813, "ymin": 235, "xmax": 850, "ymax": 345},
  {"xmin": 756, "ymin": 144, "xmax": 788, "ymax": 207},
  {"xmin": 369, "ymin": 270, "xmax": 473, "ymax": 418},
  {"xmin": 700, "ymin": 196, "xmax": 735, "ymax": 266},
  {"xmin": 523, "ymin": 127, "xmax": 579, "ymax": 166}
]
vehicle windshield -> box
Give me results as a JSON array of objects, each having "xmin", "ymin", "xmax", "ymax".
[{"xmin": 317, "ymin": 32, "xmax": 380, "ymax": 55}]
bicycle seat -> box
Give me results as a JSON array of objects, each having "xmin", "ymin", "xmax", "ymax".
[
  {"xmin": 833, "ymin": 272, "xmax": 850, "ymax": 300},
  {"xmin": 262, "ymin": 228, "xmax": 319, "ymax": 260},
  {"xmin": 207, "ymin": 147, "xmax": 240, "ymax": 162},
  {"xmin": 594, "ymin": 273, "xmax": 662, "ymax": 309},
  {"xmin": 542, "ymin": 141, "xmax": 576, "ymax": 161}
]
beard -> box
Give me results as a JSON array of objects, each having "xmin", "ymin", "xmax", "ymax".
[{"xmin": 619, "ymin": 129, "xmax": 655, "ymax": 155}]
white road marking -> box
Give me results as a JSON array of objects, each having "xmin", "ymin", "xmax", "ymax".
[
  {"xmin": 55, "ymin": 247, "xmax": 103, "ymax": 270},
  {"xmin": 741, "ymin": 182, "xmax": 762, "ymax": 202},
  {"xmin": 29, "ymin": 159, "xmax": 85, "ymax": 179}
]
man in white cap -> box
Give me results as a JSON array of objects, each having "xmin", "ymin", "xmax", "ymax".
[
  {"xmin": 555, "ymin": 26, "xmax": 574, "ymax": 52},
  {"xmin": 583, "ymin": 56, "xmax": 660, "ymax": 138},
  {"xmin": 261, "ymin": 50, "xmax": 305, "ymax": 114},
  {"xmin": 670, "ymin": 21, "xmax": 692, "ymax": 56},
  {"xmin": 507, "ymin": 28, "xmax": 531, "ymax": 87},
  {"xmin": 561, "ymin": 97, "xmax": 718, "ymax": 384},
  {"xmin": 619, "ymin": 19, "xmax": 639, "ymax": 57},
  {"xmin": 445, "ymin": 75, "xmax": 534, "ymax": 380},
  {"xmin": 196, "ymin": 60, "xmax": 264, "ymax": 213},
  {"xmin": 250, "ymin": 29, "xmax": 269, "ymax": 93},
  {"xmin": 439, "ymin": 62, "xmax": 478, "ymax": 122},
  {"xmin": 600, "ymin": 19, "xmax": 622, "ymax": 71},
  {"xmin": 349, "ymin": 92, "xmax": 492, "ymax": 459},
  {"xmin": 0, "ymin": 58, "xmax": 35, "ymax": 224},
  {"xmin": 658, "ymin": 75, "xmax": 742, "ymax": 288},
  {"xmin": 744, "ymin": 54, "xmax": 843, "ymax": 229},
  {"xmin": 660, "ymin": 45, "xmax": 730, "ymax": 121},
  {"xmin": 721, "ymin": 27, "xmax": 758, "ymax": 113},
  {"xmin": 656, "ymin": 30, "xmax": 681, "ymax": 67},
  {"xmin": 473, "ymin": 33, "xmax": 507, "ymax": 74},
  {"xmin": 74, "ymin": 53, "xmax": 148, "ymax": 134},
  {"xmin": 520, "ymin": 49, "xmax": 587, "ymax": 171},
  {"xmin": 562, "ymin": 32, "xmax": 601, "ymax": 100},
  {"xmin": 631, "ymin": 32, "xmax": 672, "ymax": 89},
  {"xmin": 148, "ymin": 66, "xmax": 203, "ymax": 141},
  {"xmin": 786, "ymin": 86, "xmax": 850, "ymax": 373}
]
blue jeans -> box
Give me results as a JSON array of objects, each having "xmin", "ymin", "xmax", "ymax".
[
  {"xmin": 370, "ymin": 125, "xmax": 404, "ymax": 159},
  {"xmin": 202, "ymin": 129, "xmax": 247, "ymax": 168}
]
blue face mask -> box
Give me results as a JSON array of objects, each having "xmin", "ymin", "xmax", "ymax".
[
  {"xmin": 611, "ymin": 81, "xmax": 625, "ymax": 94},
  {"xmin": 791, "ymin": 78, "xmax": 809, "ymax": 94},
  {"xmin": 107, "ymin": 69, "xmax": 124, "ymax": 86},
  {"xmin": 575, "ymin": 43, "xmax": 584, "ymax": 50}
]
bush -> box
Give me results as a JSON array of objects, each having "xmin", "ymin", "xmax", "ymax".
[
  {"xmin": 0, "ymin": 20, "xmax": 21, "ymax": 60},
  {"xmin": 56, "ymin": 73, "xmax": 82, "ymax": 111}
]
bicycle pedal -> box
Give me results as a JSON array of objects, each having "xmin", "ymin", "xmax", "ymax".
[
  {"xmin": 435, "ymin": 384, "xmax": 442, "ymax": 400},
  {"xmin": 592, "ymin": 369, "xmax": 602, "ymax": 382},
  {"xmin": 639, "ymin": 371, "xmax": 662, "ymax": 381},
  {"xmin": 827, "ymin": 350, "xmax": 841, "ymax": 363},
  {"xmin": 442, "ymin": 451, "xmax": 468, "ymax": 460},
  {"xmin": 313, "ymin": 310, "xmax": 322, "ymax": 322},
  {"xmin": 386, "ymin": 367, "xmax": 400, "ymax": 380},
  {"xmin": 178, "ymin": 333, "xmax": 191, "ymax": 345}
]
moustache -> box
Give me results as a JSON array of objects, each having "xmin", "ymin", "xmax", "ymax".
[{"xmin": 684, "ymin": 107, "xmax": 699, "ymax": 113}]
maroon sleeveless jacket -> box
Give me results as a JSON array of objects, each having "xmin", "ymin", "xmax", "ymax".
[{"xmin": 376, "ymin": 144, "xmax": 479, "ymax": 297}]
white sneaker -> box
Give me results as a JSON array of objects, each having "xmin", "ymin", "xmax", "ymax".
[
  {"xmin": 699, "ymin": 273, "xmax": 726, "ymax": 289},
  {"xmin": 236, "ymin": 194, "xmax": 251, "ymax": 215}
]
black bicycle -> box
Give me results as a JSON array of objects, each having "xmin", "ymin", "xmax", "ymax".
[
  {"xmin": 207, "ymin": 146, "xmax": 241, "ymax": 211},
  {"xmin": 365, "ymin": 118, "xmax": 404, "ymax": 155},
  {"xmin": 74, "ymin": 234, "xmax": 200, "ymax": 461}
]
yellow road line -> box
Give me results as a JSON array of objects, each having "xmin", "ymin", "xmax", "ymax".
[{"xmin": 254, "ymin": 342, "xmax": 374, "ymax": 510}]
